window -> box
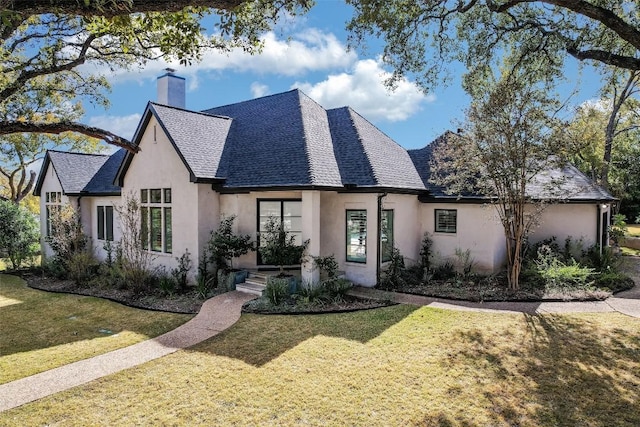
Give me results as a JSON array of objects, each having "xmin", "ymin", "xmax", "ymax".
[
  {"xmin": 435, "ymin": 209, "xmax": 457, "ymax": 233},
  {"xmin": 45, "ymin": 192, "xmax": 62, "ymax": 236},
  {"xmin": 97, "ymin": 206, "xmax": 114, "ymax": 241},
  {"xmin": 381, "ymin": 210, "xmax": 394, "ymax": 263},
  {"xmin": 140, "ymin": 188, "xmax": 172, "ymax": 253},
  {"xmin": 346, "ymin": 210, "xmax": 367, "ymax": 263},
  {"xmin": 257, "ymin": 199, "xmax": 302, "ymax": 264}
]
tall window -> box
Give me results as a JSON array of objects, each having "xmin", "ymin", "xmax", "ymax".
[
  {"xmin": 140, "ymin": 188, "xmax": 172, "ymax": 253},
  {"xmin": 257, "ymin": 199, "xmax": 302, "ymax": 264},
  {"xmin": 381, "ymin": 209, "xmax": 394, "ymax": 263},
  {"xmin": 97, "ymin": 206, "xmax": 114, "ymax": 241},
  {"xmin": 435, "ymin": 209, "xmax": 457, "ymax": 233},
  {"xmin": 45, "ymin": 192, "xmax": 62, "ymax": 236},
  {"xmin": 346, "ymin": 210, "xmax": 367, "ymax": 263}
]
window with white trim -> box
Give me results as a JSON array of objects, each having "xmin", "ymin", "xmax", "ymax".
[
  {"xmin": 140, "ymin": 188, "xmax": 172, "ymax": 253},
  {"xmin": 435, "ymin": 209, "xmax": 457, "ymax": 233},
  {"xmin": 45, "ymin": 192, "xmax": 62, "ymax": 236}
]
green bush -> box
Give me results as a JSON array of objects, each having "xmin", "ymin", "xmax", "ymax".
[
  {"xmin": 581, "ymin": 245, "xmax": 621, "ymax": 272},
  {"xmin": 265, "ymin": 277, "xmax": 289, "ymax": 305},
  {"xmin": 171, "ymin": 249, "xmax": 192, "ymax": 293},
  {"xmin": 535, "ymin": 246, "xmax": 595, "ymax": 290},
  {"xmin": 0, "ymin": 200, "xmax": 40, "ymax": 269},
  {"xmin": 593, "ymin": 271, "xmax": 635, "ymax": 293},
  {"xmin": 66, "ymin": 251, "xmax": 99, "ymax": 284},
  {"xmin": 313, "ymin": 254, "xmax": 339, "ymax": 279}
]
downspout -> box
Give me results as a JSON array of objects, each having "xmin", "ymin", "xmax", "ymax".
[
  {"xmin": 376, "ymin": 192, "xmax": 387, "ymax": 286},
  {"xmin": 596, "ymin": 204, "xmax": 602, "ymax": 255}
]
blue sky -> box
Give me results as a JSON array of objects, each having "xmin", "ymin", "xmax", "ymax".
[{"xmin": 82, "ymin": 0, "xmax": 605, "ymax": 151}]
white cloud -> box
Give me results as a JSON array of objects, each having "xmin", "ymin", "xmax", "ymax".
[
  {"xmin": 292, "ymin": 59, "xmax": 434, "ymax": 122},
  {"xmin": 87, "ymin": 113, "xmax": 142, "ymax": 142},
  {"xmin": 251, "ymin": 82, "xmax": 270, "ymax": 98},
  {"xmin": 98, "ymin": 28, "xmax": 357, "ymax": 85}
]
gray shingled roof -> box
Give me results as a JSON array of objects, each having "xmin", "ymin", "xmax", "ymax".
[
  {"xmin": 409, "ymin": 131, "xmax": 615, "ymax": 201},
  {"xmin": 151, "ymin": 103, "xmax": 231, "ymax": 180},
  {"xmin": 46, "ymin": 150, "xmax": 124, "ymax": 195},
  {"xmin": 204, "ymin": 89, "xmax": 343, "ymax": 188},
  {"xmin": 330, "ymin": 107, "xmax": 425, "ymax": 189}
]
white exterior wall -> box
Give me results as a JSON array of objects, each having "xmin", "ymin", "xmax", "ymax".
[
  {"xmin": 529, "ymin": 203, "xmax": 599, "ymax": 246},
  {"xmin": 120, "ymin": 116, "xmax": 200, "ymax": 273},
  {"xmin": 85, "ymin": 196, "xmax": 122, "ymax": 262},
  {"xmin": 220, "ymin": 191, "xmax": 302, "ymax": 270},
  {"xmin": 420, "ymin": 203, "xmax": 504, "ymax": 273},
  {"xmin": 38, "ymin": 164, "xmax": 70, "ymax": 259}
]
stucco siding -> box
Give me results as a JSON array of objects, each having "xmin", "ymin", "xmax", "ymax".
[
  {"xmin": 529, "ymin": 203, "xmax": 599, "ymax": 246},
  {"xmin": 85, "ymin": 196, "xmax": 122, "ymax": 262},
  {"xmin": 421, "ymin": 203, "xmax": 504, "ymax": 273},
  {"xmin": 121, "ymin": 116, "xmax": 200, "ymax": 272}
]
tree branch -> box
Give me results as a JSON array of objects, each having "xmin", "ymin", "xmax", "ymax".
[
  {"xmin": 0, "ymin": 121, "xmax": 138, "ymax": 152},
  {"xmin": 6, "ymin": 1, "xmax": 246, "ymax": 16},
  {"xmin": 567, "ymin": 47, "xmax": 640, "ymax": 71}
]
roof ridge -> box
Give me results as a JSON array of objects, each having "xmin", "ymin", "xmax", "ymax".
[
  {"xmin": 149, "ymin": 102, "xmax": 231, "ymax": 120},
  {"xmin": 48, "ymin": 149, "xmax": 111, "ymax": 158},
  {"xmin": 202, "ymin": 88, "xmax": 301, "ymax": 112}
]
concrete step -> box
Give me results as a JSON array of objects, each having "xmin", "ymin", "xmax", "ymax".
[{"xmin": 236, "ymin": 281, "xmax": 264, "ymax": 296}]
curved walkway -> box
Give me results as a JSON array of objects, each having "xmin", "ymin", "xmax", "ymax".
[
  {"xmin": 2, "ymin": 281, "xmax": 639, "ymax": 413},
  {"xmin": 349, "ymin": 286, "xmax": 640, "ymax": 318},
  {"xmin": 0, "ymin": 290, "xmax": 256, "ymax": 413}
]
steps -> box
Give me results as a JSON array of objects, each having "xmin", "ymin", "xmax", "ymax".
[{"xmin": 235, "ymin": 272, "xmax": 268, "ymax": 296}]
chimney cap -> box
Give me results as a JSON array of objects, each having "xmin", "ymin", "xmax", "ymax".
[{"xmin": 165, "ymin": 67, "xmax": 176, "ymax": 74}]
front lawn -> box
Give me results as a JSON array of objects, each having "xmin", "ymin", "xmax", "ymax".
[
  {"xmin": 3, "ymin": 306, "xmax": 639, "ymax": 426},
  {"xmin": 0, "ymin": 274, "xmax": 192, "ymax": 384}
]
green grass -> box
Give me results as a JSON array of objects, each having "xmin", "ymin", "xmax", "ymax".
[
  {"xmin": 3, "ymin": 305, "xmax": 639, "ymax": 426},
  {"xmin": 627, "ymin": 224, "xmax": 640, "ymax": 237},
  {"xmin": 0, "ymin": 259, "xmax": 6, "ymax": 271},
  {"xmin": 0, "ymin": 274, "xmax": 192, "ymax": 384}
]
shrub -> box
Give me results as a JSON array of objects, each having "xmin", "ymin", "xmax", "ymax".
[
  {"xmin": 581, "ymin": 245, "xmax": 621, "ymax": 272},
  {"xmin": 158, "ymin": 274, "xmax": 177, "ymax": 296},
  {"xmin": 171, "ymin": 249, "xmax": 192, "ymax": 293},
  {"xmin": 66, "ymin": 250, "xmax": 99, "ymax": 284},
  {"xmin": 609, "ymin": 213, "xmax": 628, "ymax": 246},
  {"xmin": 0, "ymin": 200, "xmax": 39, "ymax": 269},
  {"xmin": 454, "ymin": 247, "xmax": 476, "ymax": 277},
  {"xmin": 46, "ymin": 204, "xmax": 88, "ymax": 261},
  {"xmin": 432, "ymin": 260, "xmax": 456, "ymax": 280},
  {"xmin": 208, "ymin": 215, "xmax": 254, "ymax": 272},
  {"xmin": 313, "ymin": 254, "xmax": 339, "ymax": 279},
  {"xmin": 593, "ymin": 271, "xmax": 635, "ymax": 293},
  {"xmin": 419, "ymin": 232, "xmax": 433, "ymax": 272},
  {"xmin": 259, "ymin": 216, "xmax": 309, "ymax": 274},
  {"xmin": 297, "ymin": 280, "xmax": 329, "ymax": 304},
  {"xmin": 535, "ymin": 245, "xmax": 595, "ymax": 290},
  {"xmin": 324, "ymin": 277, "xmax": 352, "ymax": 298},
  {"xmin": 265, "ymin": 277, "xmax": 289, "ymax": 305}
]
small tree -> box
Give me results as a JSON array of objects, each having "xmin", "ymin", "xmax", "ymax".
[
  {"xmin": 208, "ymin": 215, "xmax": 254, "ymax": 272},
  {"xmin": 0, "ymin": 199, "xmax": 39, "ymax": 269},
  {"xmin": 113, "ymin": 192, "xmax": 154, "ymax": 284},
  {"xmin": 46, "ymin": 204, "xmax": 88, "ymax": 264},
  {"xmin": 259, "ymin": 216, "xmax": 309, "ymax": 275},
  {"xmin": 431, "ymin": 70, "xmax": 566, "ymax": 290}
]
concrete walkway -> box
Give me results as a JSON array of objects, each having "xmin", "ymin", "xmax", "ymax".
[
  {"xmin": 0, "ymin": 290, "xmax": 256, "ymax": 413},
  {"xmin": 349, "ymin": 286, "xmax": 640, "ymax": 318}
]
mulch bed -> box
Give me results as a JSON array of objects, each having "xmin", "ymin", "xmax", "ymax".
[
  {"xmin": 20, "ymin": 272, "xmax": 205, "ymax": 314},
  {"xmin": 242, "ymin": 294, "xmax": 396, "ymax": 314}
]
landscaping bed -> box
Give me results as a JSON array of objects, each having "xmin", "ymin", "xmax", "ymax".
[
  {"xmin": 242, "ymin": 294, "xmax": 395, "ymax": 314},
  {"xmin": 20, "ymin": 271, "xmax": 208, "ymax": 314}
]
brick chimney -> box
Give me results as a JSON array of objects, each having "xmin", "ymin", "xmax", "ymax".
[{"xmin": 157, "ymin": 68, "xmax": 185, "ymax": 108}]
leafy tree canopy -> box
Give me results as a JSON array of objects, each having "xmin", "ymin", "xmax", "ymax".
[
  {"xmin": 0, "ymin": 0, "xmax": 312, "ymax": 148},
  {"xmin": 346, "ymin": 0, "xmax": 640, "ymax": 92}
]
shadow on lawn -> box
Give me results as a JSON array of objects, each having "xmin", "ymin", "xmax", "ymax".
[
  {"xmin": 421, "ymin": 313, "xmax": 640, "ymax": 426},
  {"xmin": 191, "ymin": 305, "xmax": 419, "ymax": 367},
  {"xmin": 0, "ymin": 274, "xmax": 173, "ymax": 358}
]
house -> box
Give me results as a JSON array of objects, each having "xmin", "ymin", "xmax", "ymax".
[{"xmin": 34, "ymin": 71, "xmax": 615, "ymax": 286}]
